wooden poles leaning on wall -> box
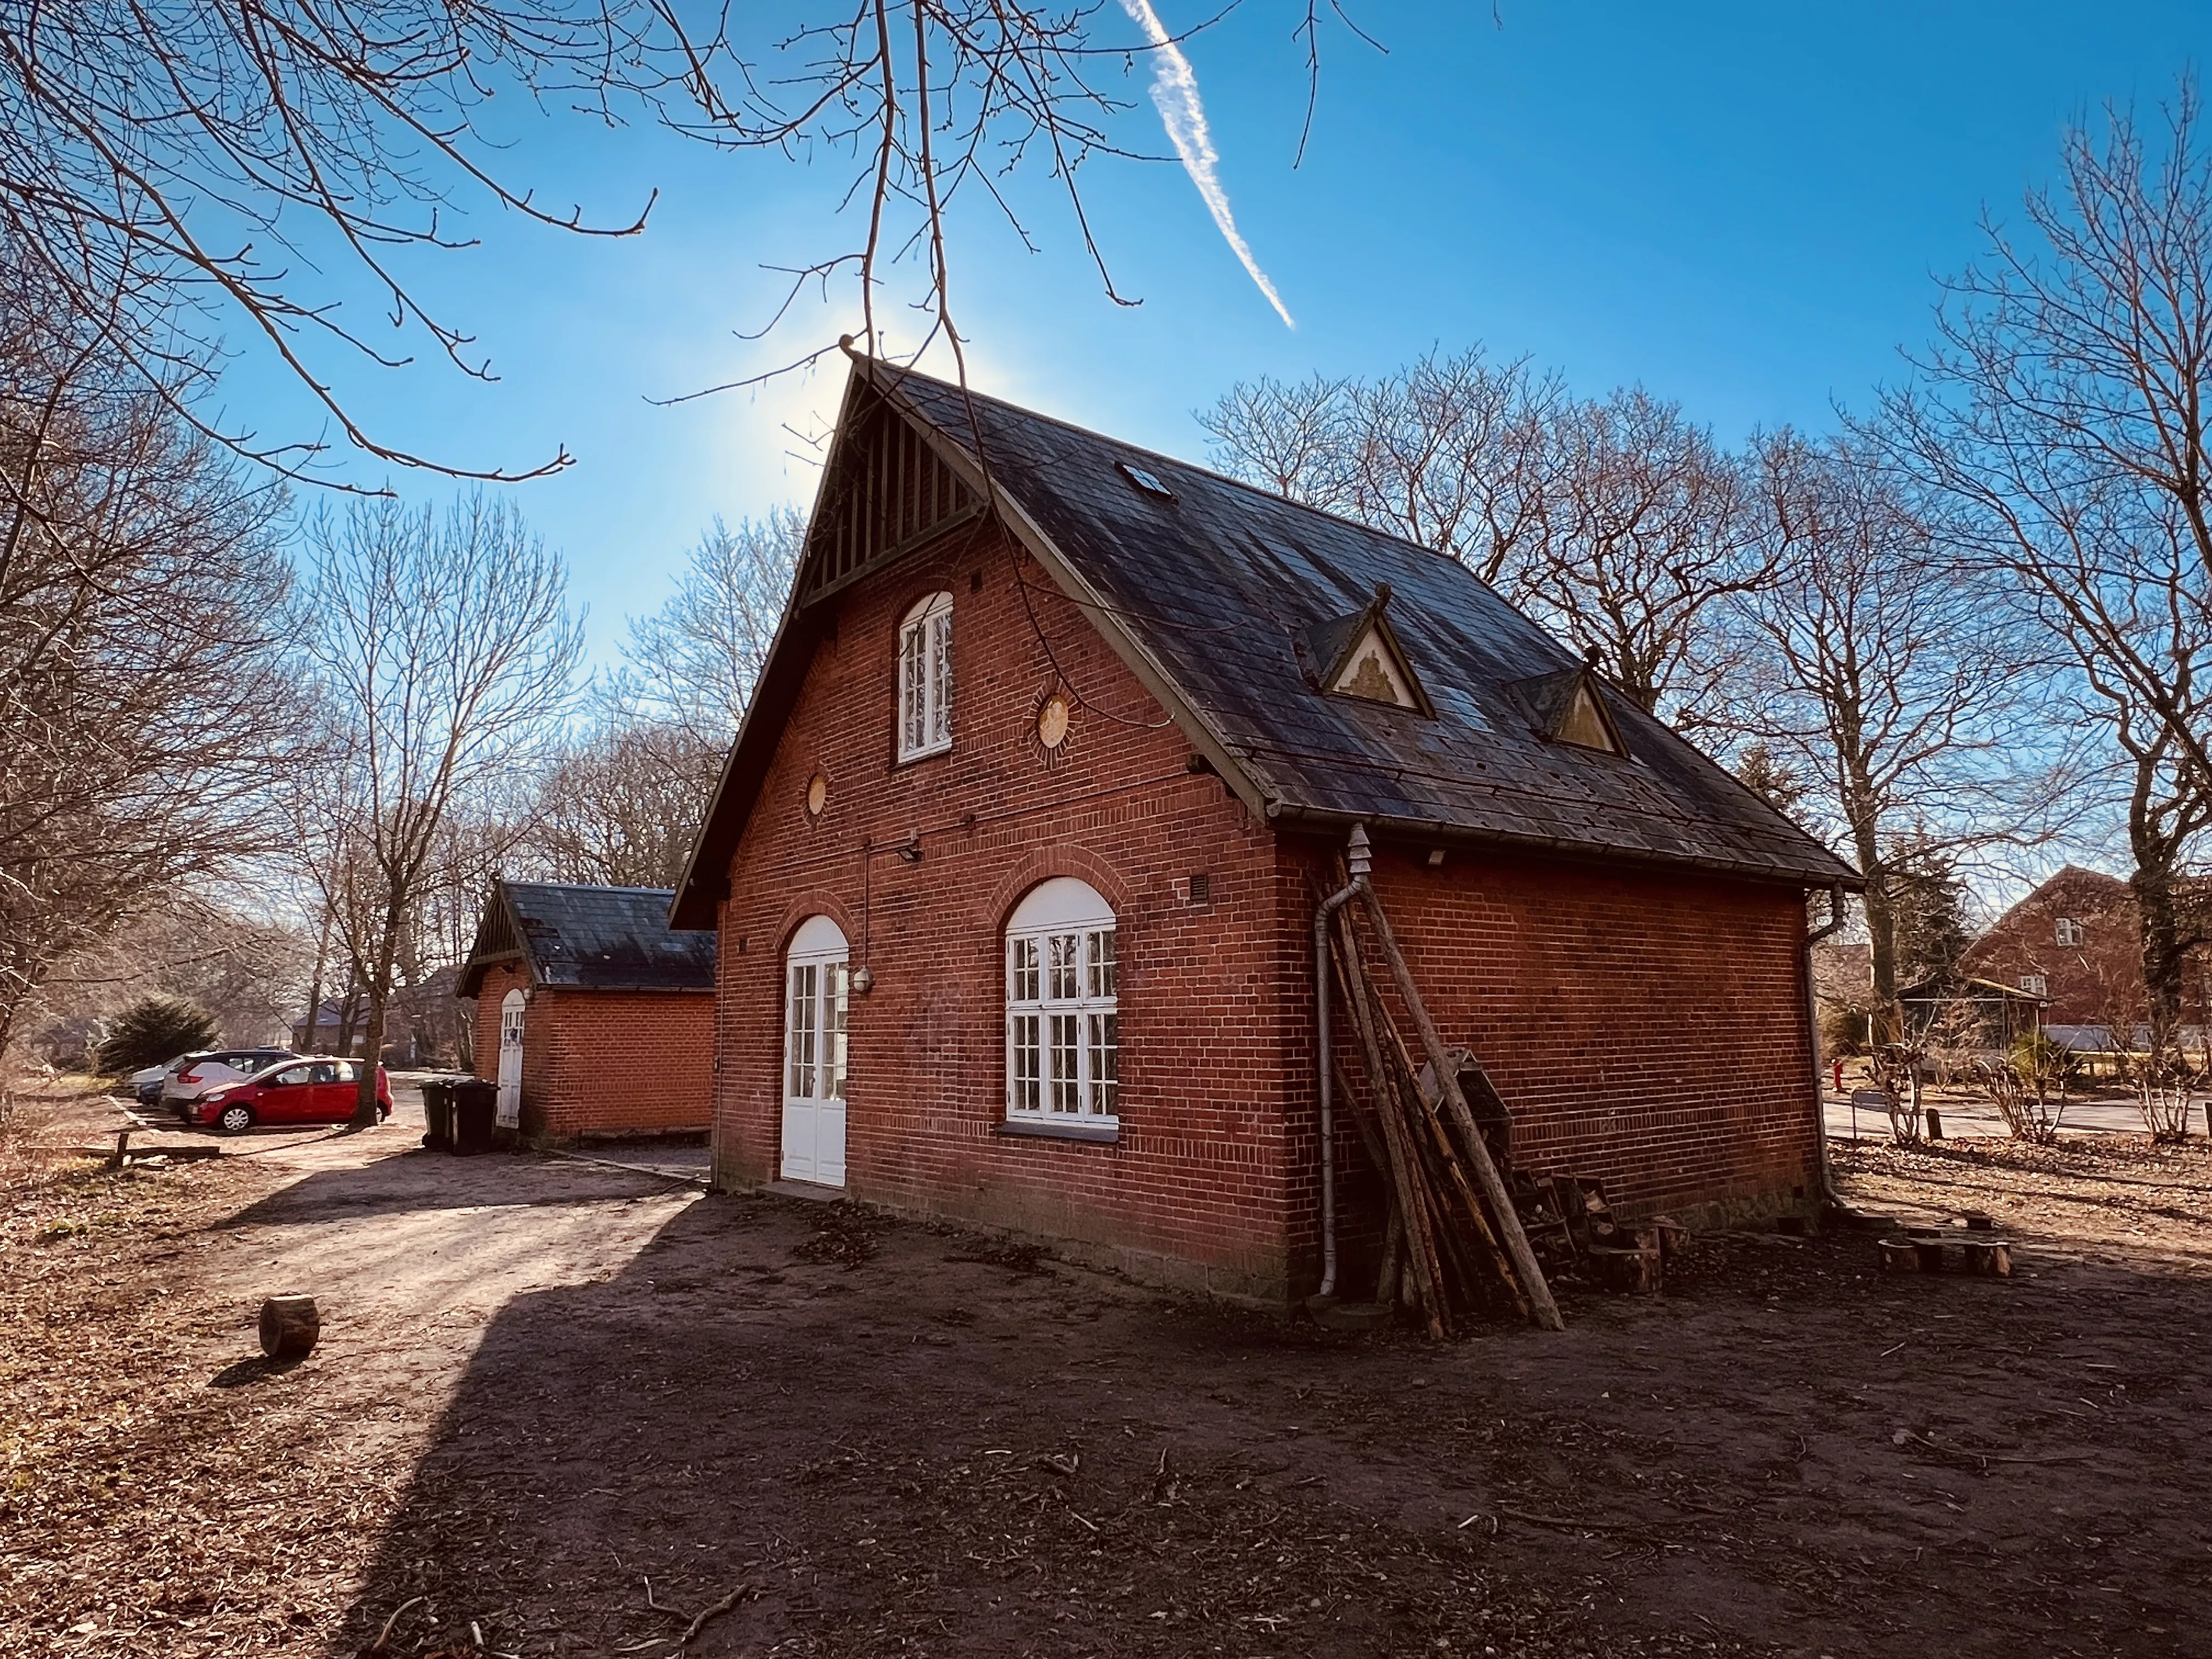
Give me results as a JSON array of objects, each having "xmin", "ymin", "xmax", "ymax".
[{"xmin": 1324, "ymin": 866, "xmax": 1566, "ymax": 1335}]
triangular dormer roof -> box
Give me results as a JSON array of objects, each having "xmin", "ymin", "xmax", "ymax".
[
  {"xmin": 669, "ymin": 357, "xmax": 1857, "ymax": 924},
  {"xmin": 1303, "ymin": 584, "xmax": 1435, "ymax": 717},
  {"xmin": 1508, "ymin": 666, "xmax": 1629, "ymax": 758}
]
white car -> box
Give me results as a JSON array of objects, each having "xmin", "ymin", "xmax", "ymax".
[{"xmin": 159, "ymin": 1048, "xmax": 300, "ymax": 1113}]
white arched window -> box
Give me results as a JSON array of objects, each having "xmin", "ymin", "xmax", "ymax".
[
  {"xmin": 898, "ymin": 591, "xmax": 953, "ymax": 760},
  {"xmin": 1005, "ymin": 878, "xmax": 1118, "ymax": 1125}
]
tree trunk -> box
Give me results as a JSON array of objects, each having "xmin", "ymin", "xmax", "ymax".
[
  {"xmin": 352, "ymin": 904, "xmax": 405, "ymax": 1128},
  {"xmin": 336, "ymin": 968, "xmax": 361, "ymax": 1054},
  {"xmin": 302, "ymin": 910, "xmax": 331, "ymax": 1055},
  {"xmin": 1847, "ymin": 806, "xmax": 1898, "ymax": 1045},
  {"xmin": 2131, "ymin": 850, "xmax": 2186, "ymax": 1068},
  {"xmin": 352, "ymin": 986, "xmax": 388, "ymax": 1128}
]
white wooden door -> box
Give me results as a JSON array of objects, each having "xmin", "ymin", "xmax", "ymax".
[
  {"xmin": 781, "ymin": 917, "xmax": 849, "ymax": 1186},
  {"xmin": 496, "ymin": 989, "xmax": 526, "ymax": 1128}
]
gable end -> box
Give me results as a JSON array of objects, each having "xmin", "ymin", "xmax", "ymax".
[{"xmin": 797, "ymin": 386, "xmax": 981, "ymax": 607}]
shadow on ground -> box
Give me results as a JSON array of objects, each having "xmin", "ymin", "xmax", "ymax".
[{"xmin": 321, "ymin": 1155, "xmax": 2212, "ymax": 1659}]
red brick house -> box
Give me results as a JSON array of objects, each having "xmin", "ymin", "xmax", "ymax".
[
  {"xmin": 1960, "ymin": 866, "xmax": 2210, "ymax": 1049},
  {"xmin": 458, "ymin": 882, "xmax": 717, "ymax": 1144},
  {"xmin": 670, "ymin": 358, "xmax": 1859, "ymax": 1303}
]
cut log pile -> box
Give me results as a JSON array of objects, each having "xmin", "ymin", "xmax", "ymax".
[{"xmin": 1325, "ymin": 872, "xmax": 1684, "ymax": 1337}]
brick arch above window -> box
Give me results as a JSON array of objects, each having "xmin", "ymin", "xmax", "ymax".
[
  {"xmin": 769, "ymin": 892, "xmax": 860, "ymax": 960},
  {"xmin": 981, "ymin": 844, "xmax": 1137, "ymax": 937}
]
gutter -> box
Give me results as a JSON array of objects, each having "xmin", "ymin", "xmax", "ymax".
[{"xmin": 1310, "ymin": 827, "xmax": 1370, "ymax": 1301}]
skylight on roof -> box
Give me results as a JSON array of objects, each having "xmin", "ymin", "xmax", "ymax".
[{"xmin": 1118, "ymin": 461, "xmax": 1176, "ymax": 500}]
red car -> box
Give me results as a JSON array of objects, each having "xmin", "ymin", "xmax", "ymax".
[{"xmin": 189, "ymin": 1057, "xmax": 392, "ymax": 1134}]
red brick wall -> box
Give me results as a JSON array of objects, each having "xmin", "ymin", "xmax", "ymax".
[
  {"xmin": 470, "ymin": 963, "xmax": 713, "ymax": 1142},
  {"xmin": 1294, "ymin": 841, "xmax": 1822, "ymax": 1257},
  {"xmin": 712, "ymin": 525, "xmax": 1298, "ymax": 1301},
  {"xmin": 709, "ymin": 520, "xmax": 1825, "ymax": 1302}
]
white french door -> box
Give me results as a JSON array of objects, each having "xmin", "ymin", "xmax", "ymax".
[{"xmin": 781, "ymin": 917, "xmax": 849, "ymax": 1186}]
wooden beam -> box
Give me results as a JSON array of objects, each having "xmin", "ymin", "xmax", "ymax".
[{"xmin": 1356, "ymin": 883, "xmax": 1566, "ymax": 1332}]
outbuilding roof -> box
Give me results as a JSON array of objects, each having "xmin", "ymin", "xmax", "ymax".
[
  {"xmin": 459, "ymin": 881, "xmax": 716, "ymax": 998},
  {"xmin": 672, "ymin": 357, "xmax": 1858, "ymax": 926}
]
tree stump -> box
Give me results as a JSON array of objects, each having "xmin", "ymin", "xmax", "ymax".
[
  {"xmin": 1961, "ymin": 1241, "xmax": 2012, "ymax": 1277},
  {"xmin": 1590, "ymin": 1244, "xmax": 1661, "ymax": 1294},
  {"xmin": 259, "ymin": 1294, "xmax": 320, "ymax": 1359},
  {"xmin": 1878, "ymin": 1239, "xmax": 1922, "ymax": 1273}
]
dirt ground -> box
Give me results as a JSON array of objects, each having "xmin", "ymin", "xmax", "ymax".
[{"xmin": 4, "ymin": 1080, "xmax": 2209, "ymax": 1659}]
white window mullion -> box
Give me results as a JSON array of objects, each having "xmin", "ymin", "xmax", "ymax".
[{"xmin": 1003, "ymin": 896, "xmax": 1119, "ymax": 1128}]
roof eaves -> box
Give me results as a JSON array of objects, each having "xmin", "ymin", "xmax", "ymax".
[{"xmin": 1266, "ymin": 799, "xmax": 1866, "ymax": 891}]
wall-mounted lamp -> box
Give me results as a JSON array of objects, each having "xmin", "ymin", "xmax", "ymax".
[
  {"xmin": 896, "ymin": 834, "xmax": 923, "ymax": 864},
  {"xmin": 851, "ymin": 965, "xmax": 875, "ymax": 995}
]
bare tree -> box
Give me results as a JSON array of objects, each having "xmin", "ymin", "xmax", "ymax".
[
  {"xmin": 1200, "ymin": 348, "xmax": 1562, "ymax": 580},
  {"xmin": 2, "ymin": 4, "xmax": 1367, "ymax": 474},
  {"xmin": 1881, "ymin": 81, "xmax": 2212, "ymax": 1065},
  {"xmin": 1733, "ymin": 429, "xmax": 2038, "ymax": 1027},
  {"xmin": 1519, "ymin": 388, "xmax": 1769, "ymax": 733},
  {"xmin": 0, "ymin": 256, "xmax": 297, "ymax": 1054},
  {"xmin": 614, "ymin": 510, "xmax": 804, "ymax": 742},
  {"xmin": 300, "ymin": 491, "xmax": 582, "ymax": 1125},
  {"xmin": 523, "ymin": 721, "xmax": 725, "ymax": 889}
]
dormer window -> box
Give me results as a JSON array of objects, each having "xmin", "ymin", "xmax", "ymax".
[
  {"xmin": 899, "ymin": 591, "xmax": 953, "ymax": 760},
  {"xmin": 1506, "ymin": 665, "xmax": 1629, "ymax": 758},
  {"xmin": 1305, "ymin": 583, "xmax": 1434, "ymax": 716}
]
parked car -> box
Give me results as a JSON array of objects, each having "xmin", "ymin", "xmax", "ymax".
[
  {"xmin": 128, "ymin": 1064, "xmax": 168, "ymax": 1107},
  {"xmin": 160, "ymin": 1048, "xmax": 299, "ymax": 1112},
  {"xmin": 187, "ymin": 1057, "xmax": 392, "ymax": 1135}
]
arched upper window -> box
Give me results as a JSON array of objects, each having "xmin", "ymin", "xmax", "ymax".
[
  {"xmin": 1005, "ymin": 878, "xmax": 1118, "ymax": 1125},
  {"xmin": 898, "ymin": 592, "xmax": 954, "ymax": 760}
]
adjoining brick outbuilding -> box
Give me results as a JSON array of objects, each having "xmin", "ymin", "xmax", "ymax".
[
  {"xmin": 670, "ymin": 356, "xmax": 1861, "ymax": 1305},
  {"xmin": 458, "ymin": 881, "xmax": 717, "ymax": 1146}
]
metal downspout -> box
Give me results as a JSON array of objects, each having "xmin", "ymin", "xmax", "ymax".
[
  {"xmin": 1312, "ymin": 824, "xmax": 1374, "ymax": 1301},
  {"xmin": 1802, "ymin": 883, "xmax": 1852, "ymax": 1212}
]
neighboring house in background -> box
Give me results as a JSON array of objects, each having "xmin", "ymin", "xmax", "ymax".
[
  {"xmin": 1957, "ymin": 865, "xmax": 2211, "ymax": 1051},
  {"xmin": 670, "ymin": 357, "xmax": 1859, "ymax": 1306},
  {"xmin": 291, "ymin": 966, "xmax": 466, "ymax": 1068},
  {"xmin": 457, "ymin": 881, "xmax": 717, "ymax": 1144}
]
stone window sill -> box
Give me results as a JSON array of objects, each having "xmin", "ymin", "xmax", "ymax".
[{"xmin": 994, "ymin": 1118, "xmax": 1120, "ymax": 1146}]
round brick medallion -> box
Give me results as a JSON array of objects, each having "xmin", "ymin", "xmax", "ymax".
[{"xmin": 1036, "ymin": 693, "xmax": 1071, "ymax": 750}]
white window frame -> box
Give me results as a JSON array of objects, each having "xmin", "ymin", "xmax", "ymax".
[
  {"xmin": 1005, "ymin": 878, "xmax": 1118, "ymax": 1126},
  {"xmin": 2020, "ymin": 973, "xmax": 2048, "ymax": 997},
  {"xmin": 898, "ymin": 591, "xmax": 955, "ymax": 761},
  {"xmin": 2055, "ymin": 917, "xmax": 2083, "ymax": 947}
]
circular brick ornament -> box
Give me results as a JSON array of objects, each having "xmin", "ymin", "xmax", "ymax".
[{"xmin": 1036, "ymin": 693, "xmax": 1070, "ymax": 750}]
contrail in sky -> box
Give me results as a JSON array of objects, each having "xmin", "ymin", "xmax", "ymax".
[{"xmin": 1118, "ymin": 0, "xmax": 1296, "ymax": 329}]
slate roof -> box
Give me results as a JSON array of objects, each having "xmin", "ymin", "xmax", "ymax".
[
  {"xmin": 459, "ymin": 881, "xmax": 716, "ymax": 997},
  {"xmin": 672, "ymin": 359, "xmax": 1857, "ymax": 924}
]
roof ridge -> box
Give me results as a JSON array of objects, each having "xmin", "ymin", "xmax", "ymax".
[{"xmin": 862, "ymin": 358, "xmax": 1471, "ymax": 571}]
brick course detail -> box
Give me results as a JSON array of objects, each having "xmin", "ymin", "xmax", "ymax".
[{"xmin": 710, "ymin": 526, "xmax": 1822, "ymax": 1304}]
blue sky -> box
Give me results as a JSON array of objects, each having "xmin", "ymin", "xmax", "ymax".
[{"xmin": 223, "ymin": 1, "xmax": 2208, "ymax": 669}]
